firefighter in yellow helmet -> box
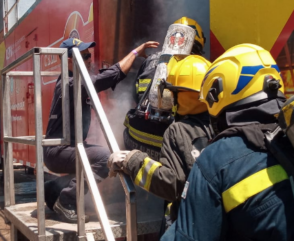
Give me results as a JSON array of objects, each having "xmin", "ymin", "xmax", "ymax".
[
  {"xmin": 161, "ymin": 44, "xmax": 294, "ymax": 241},
  {"xmin": 173, "ymin": 16, "xmax": 206, "ymax": 55},
  {"xmin": 109, "ymin": 55, "xmax": 213, "ymax": 223},
  {"xmin": 124, "ymin": 17, "xmax": 206, "ymax": 163}
]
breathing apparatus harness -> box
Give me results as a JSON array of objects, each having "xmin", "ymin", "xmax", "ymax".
[{"xmin": 134, "ymin": 54, "xmax": 176, "ymax": 125}]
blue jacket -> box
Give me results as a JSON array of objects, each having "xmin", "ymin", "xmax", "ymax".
[{"xmin": 161, "ymin": 134, "xmax": 294, "ymax": 241}]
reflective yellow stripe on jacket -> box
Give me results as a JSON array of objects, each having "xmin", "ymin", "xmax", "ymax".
[
  {"xmin": 135, "ymin": 157, "xmax": 162, "ymax": 191},
  {"xmin": 124, "ymin": 116, "xmax": 163, "ymax": 148},
  {"xmin": 138, "ymin": 78, "xmax": 151, "ymax": 93},
  {"xmin": 222, "ymin": 165, "xmax": 288, "ymax": 213}
]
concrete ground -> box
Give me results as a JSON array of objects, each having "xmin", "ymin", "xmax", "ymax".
[
  {"xmin": 0, "ymin": 167, "xmax": 39, "ymax": 241},
  {"xmin": 0, "ymin": 167, "xmax": 161, "ymax": 241},
  {"xmin": 0, "ymin": 206, "xmax": 10, "ymax": 241}
]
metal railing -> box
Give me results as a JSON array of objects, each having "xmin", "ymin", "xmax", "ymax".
[
  {"xmin": 72, "ymin": 47, "xmax": 138, "ymax": 241},
  {"xmin": 1, "ymin": 47, "xmax": 70, "ymax": 240},
  {"xmin": 1, "ymin": 47, "xmax": 138, "ymax": 240}
]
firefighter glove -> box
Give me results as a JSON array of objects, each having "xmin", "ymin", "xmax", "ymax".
[
  {"xmin": 107, "ymin": 150, "xmax": 141, "ymax": 177},
  {"xmin": 107, "ymin": 150, "xmax": 130, "ymax": 177}
]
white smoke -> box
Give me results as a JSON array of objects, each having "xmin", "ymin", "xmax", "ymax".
[{"xmin": 86, "ymin": 0, "xmax": 210, "ymax": 150}]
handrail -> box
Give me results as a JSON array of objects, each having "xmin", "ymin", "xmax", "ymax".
[
  {"xmin": 72, "ymin": 47, "xmax": 138, "ymax": 240},
  {"xmin": 1, "ymin": 47, "xmax": 70, "ymax": 239},
  {"xmin": 1, "ymin": 46, "xmax": 139, "ymax": 240},
  {"xmin": 72, "ymin": 49, "xmax": 114, "ymax": 241}
]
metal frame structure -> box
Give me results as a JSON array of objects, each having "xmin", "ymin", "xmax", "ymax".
[
  {"xmin": 1, "ymin": 47, "xmax": 138, "ymax": 240},
  {"xmin": 1, "ymin": 47, "xmax": 69, "ymax": 241},
  {"xmin": 2, "ymin": 0, "xmax": 38, "ymax": 35},
  {"xmin": 72, "ymin": 48, "xmax": 138, "ymax": 241}
]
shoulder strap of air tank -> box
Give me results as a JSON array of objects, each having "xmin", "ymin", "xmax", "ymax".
[
  {"xmin": 135, "ymin": 81, "xmax": 152, "ymax": 113},
  {"xmin": 264, "ymin": 126, "xmax": 294, "ymax": 197}
]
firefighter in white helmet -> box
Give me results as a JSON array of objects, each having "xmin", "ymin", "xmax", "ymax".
[
  {"xmin": 123, "ymin": 17, "xmax": 206, "ymax": 162},
  {"xmin": 108, "ymin": 54, "xmax": 213, "ymax": 222}
]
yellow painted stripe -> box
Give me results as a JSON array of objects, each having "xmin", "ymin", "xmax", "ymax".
[
  {"xmin": 211, "ymin": 0, "xmax": 294, "ymax": 52},
  {"xmin": 282, "ymin": 100, "xmax": 294, "ymax": 127},
  {"xmin": 222, "ymin": 165, "xmax": 288, "ymax": 213}
]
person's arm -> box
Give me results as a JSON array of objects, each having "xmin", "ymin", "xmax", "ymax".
[
  {"xmin": 118, "ymin": 41, "xmax": 159, "ymax": 74},
  {"xmin": 133, "ymin": 125, "xmax": 187, "ymax": 201},
  {"xmin": 111, "ymin": 124, "xmax": 187, "ymax": 202},
  {"xmin": 161, "ymin": 161, "xmax": 226, "ymax": 241},
  {"xmin": 89, "ymin": 41, "xmax": 159, "ymax": 93}
]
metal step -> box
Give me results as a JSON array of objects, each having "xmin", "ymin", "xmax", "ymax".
[{"xmin": 5, "ymin": 202, "xmax": 162, "ymax": 240}]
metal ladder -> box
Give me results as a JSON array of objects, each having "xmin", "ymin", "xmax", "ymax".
[{"xmin": 1, "ymin": 47, "xmax": 138, "ymax": 240}]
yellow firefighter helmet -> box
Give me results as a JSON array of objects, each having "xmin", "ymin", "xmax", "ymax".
[
  {"xmin": 174, "ymin": 16, "xmax": 206, "ymax": 54},
  {"xmin": 199, "ymin": 43, "xmax": 284, "ymax": 118},
  {"xmin": 166, "ymin": 54, "xmax": 211, "ymax": 115}
]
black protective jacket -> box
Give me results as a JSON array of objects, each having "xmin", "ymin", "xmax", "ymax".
[
  {"xmin": 124, "ymin": 51, "xmax": 170, "ymax": 155},
  {"xmin": 135, "ymin": 51, "xmax": 161, "ymax": 101},
  {"xmin": 125, "ymin": 112, "xmax": 213, "ymax": 220}
]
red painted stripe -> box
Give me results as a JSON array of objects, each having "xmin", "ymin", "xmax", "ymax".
[
  {"xmin": 210, "ymin": 30, "xmax": 225, "ymax": 62},
  {"xmin": 271, "ymin": 10, "xmax": 294, "ymax": 59}
]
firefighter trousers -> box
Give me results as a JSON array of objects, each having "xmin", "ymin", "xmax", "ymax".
[{"xmin": 44, "ymin": 143, "xmax": 110, "ymax": 208}]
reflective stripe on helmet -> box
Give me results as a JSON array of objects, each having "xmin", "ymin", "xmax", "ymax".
[
  {"xmin": 124, "ymin": 116, "xmax": 163, "ymax": 148},
  {"xmin": 222, "ymin": 165, "xmax": 288, "ymax": 213},
  {"xmin": 135, "ymin": 157, "xmax": 162, "ymax": 191}
]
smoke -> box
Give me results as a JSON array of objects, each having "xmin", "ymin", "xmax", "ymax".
[
  {"xmin": 101, "ymin": 71, "xmax": 139, "ymax": 150},
  {"xmin": 86, "ymin": 0, "xmax": 210, "ymax": 150},
  {"xmin": 86, "ymin": 61, "xmax": 140, "ymax": 149}
]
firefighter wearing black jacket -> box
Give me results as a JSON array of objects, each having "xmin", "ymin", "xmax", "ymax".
[
  {"xmin": 44, "ymin": 38, "xmax": 159, "ymax": 223},
  {"xmin": 108, "ymin": 55, "xmax": 213, "ymax": 221},
  {"xmin": 124, "ymin": 17, "xmax": 206, "ymax": 161}
]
